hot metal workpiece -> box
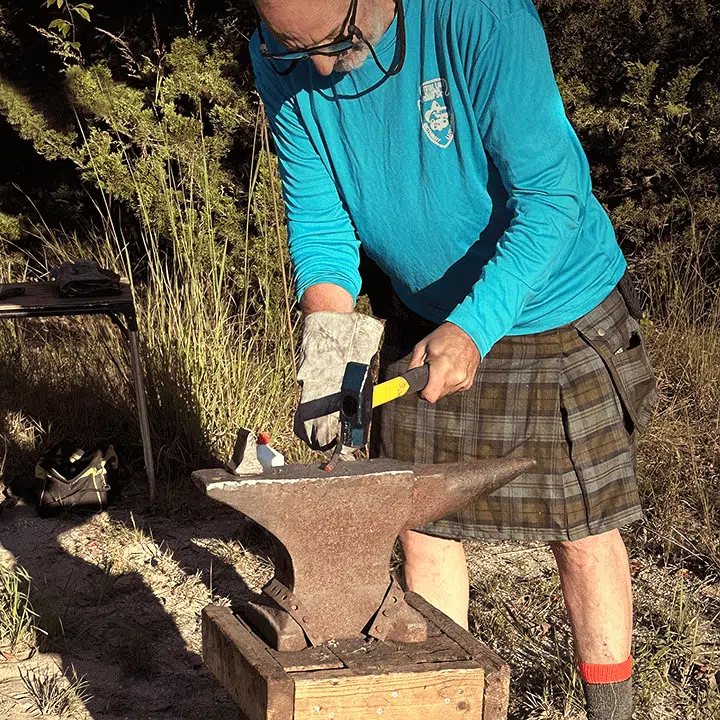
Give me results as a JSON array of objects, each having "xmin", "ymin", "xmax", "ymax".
[{"xmin": 193, "ymin": 456, "xmax": 534, "ymax": 652}]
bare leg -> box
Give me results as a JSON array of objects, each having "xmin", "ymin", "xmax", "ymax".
[
  {"xmin": 550, "ymin": 529, "xmax": 633, "ymax": 663},
  {"xmin": 400, "ymin": 529, "xmax": 470, "ymax": 630}
]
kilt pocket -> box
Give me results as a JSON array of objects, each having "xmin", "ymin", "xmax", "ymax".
[{"xmin": 571, "ymin": 292, "xmax": 658, "ymax": 433}]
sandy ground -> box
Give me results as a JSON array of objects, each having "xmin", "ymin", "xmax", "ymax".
[{"xmin": 0, "ymin": 488, "xmax": 273, "ymax": 720}]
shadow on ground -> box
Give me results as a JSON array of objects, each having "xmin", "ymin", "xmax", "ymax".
[{"xmin": 0, "ymin": 486, "xmax": 276, "ymax": 719}]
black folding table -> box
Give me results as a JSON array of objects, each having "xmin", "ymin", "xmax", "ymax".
[{"xmin": 0, "ymin": 281, "xmax": 156, "ymax": 501}]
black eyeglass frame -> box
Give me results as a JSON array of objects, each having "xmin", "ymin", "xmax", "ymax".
[
  {"xmin": 259, "ymin": 0, "xmax": 359, "ymax": 65},
  {"xmin": 258, "ymin": 0, "xmax": 406, "ymax": 78}
]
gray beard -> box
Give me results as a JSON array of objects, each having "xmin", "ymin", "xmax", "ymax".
[
  {"xmin": 334, "ymin": 42, "xmax": 372, "ymax": 73},
  {"xmin": 334, "ymin": 9, "xmax": 387, "ymax": 74}
]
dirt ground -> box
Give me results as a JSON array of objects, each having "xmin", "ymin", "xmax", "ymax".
[
  {"xmin": 0, "ymin": 487, "xmax": 267, "ymax": 720},
  {"xmin": 0, "ymin": 483, "xmax": 717, "ymax": 720}
]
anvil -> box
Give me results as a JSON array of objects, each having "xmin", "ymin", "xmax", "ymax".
[{"xmin": 193, "ymin": 456, "xmax": 534, "ymax": 652}]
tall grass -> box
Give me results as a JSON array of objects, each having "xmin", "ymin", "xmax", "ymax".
[
  {"xmin": 18, "ymin": 664, "xmax": 90, "ymax": 718},
  {"xmin": 114, "ymin": 110, "xmax": 300, "ymax": 475},
  {"xmin": 635, "ymin": 230, "xmax": 720, "ymax": 571},
  {"xmin": 0, "ymin": 104, "xmax": 306, "ymax": 497}
]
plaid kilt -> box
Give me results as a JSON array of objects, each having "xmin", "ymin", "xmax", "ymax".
[{"xmin": 372, "ymin": 288, "xmax": 658, "ymax": 542}]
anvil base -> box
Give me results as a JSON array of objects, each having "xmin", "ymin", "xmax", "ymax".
[{"xmin": 202, "ymin": 594, "xmax": 510, "ymax": 720}]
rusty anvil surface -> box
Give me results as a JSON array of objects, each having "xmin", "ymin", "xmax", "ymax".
[{"xmin": 193, "ymin": 457, "xmax": 534, "ymax": 652}]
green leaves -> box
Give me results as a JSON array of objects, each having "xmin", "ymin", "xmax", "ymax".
[
  {"xmin": 540, "ymin": 0, "xmax": 720, "ymax": 261},
  {"xmin": 45, "ymin": 0, "xmax": 93, "ymax": 18},
  {"xmin": 621, "ymin": 61, "xmax": 659, "ymax": 110},
  {"xmin": 43, "ymin": 1, "xmax": 94, "ymax": 61},
  {"xmin": 74, "ymin": 4, "xmax": 94, "ymax": 23},
  {"xmin": 48, "ymin": 18, "xmax": 71, "ymax": 38}
]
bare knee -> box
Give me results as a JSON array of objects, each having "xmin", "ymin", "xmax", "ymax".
[
  {"xmin": 550, "ymin": 529, "xmax": 627, "ymax": 571},
  {"xmin": 400, "ymin": 530, "xmax": 464, "ymax": 565}
]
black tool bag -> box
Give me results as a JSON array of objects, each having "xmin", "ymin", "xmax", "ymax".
[{"xmin": 35, "ymin": 442, "xmax": 120, "ymax": 515}]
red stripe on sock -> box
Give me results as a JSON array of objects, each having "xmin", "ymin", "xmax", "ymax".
[{"xmin": 578, "ymin": 656, "xmax": 633, "ymax": 684}]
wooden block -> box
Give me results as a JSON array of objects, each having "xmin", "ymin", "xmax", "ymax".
[
  {"xmin": 202, "ymin": 605, "xmax": 294, "ymax": 720},
  {"xmin": 203, "ymin": 598, "xmax": 509, "ymax": 720},
  {"xmin": 292, "ymin": 661, "xmax": 485, "ymax": 720},
  {"xmin": 405, "ymin": 593, "xmax": 510, "ymax": 720},
  {"xmin": 269, "ymin": 645, "xmax": 344, "ymax": 673}
]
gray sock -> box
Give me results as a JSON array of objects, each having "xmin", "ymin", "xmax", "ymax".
[{"xmin": 582, "ymin": 677, "xmax": 633, "ymax": 720}]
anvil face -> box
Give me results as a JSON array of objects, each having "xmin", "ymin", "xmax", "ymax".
[{"xmin": 193, "ymin": 457, "xmax": 533, "ymax": 651}]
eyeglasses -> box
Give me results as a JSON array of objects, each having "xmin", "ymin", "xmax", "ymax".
[
  {"xmin": 258, "ymin": 0, "xmax": 406, "ymax": 78},
  {"xmin": 259, "ymin": 0, "xmax": 359, "ymax": 70}
]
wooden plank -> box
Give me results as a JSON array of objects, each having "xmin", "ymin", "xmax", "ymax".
[
  {"xmin": 202, "ymin": 605, "xmax": 294, "ymax": 720},
  {"xmin": 328, "ymin": 637, "xmax": 413, "ymax": 670},
  {"xmin": 405, "ymin": 593, "xmax": 510, "ymax": 720},
  {"xmin": 0, "ymin": 281, "xmax": 134, "ymax": 317},
  {"xmin": 293, "ymin": 661, "xmax": 485, "ymax": 720},
  {"xmin": 400, "ymin": 634, "xmax": 471, "ymax": 664},
  {"xmin": 269, "ymin": 644, "xmax": 344, "ymax": 673},
  {"xmin": 327, "ymin": 634, "xmax": 470, "ymax": 671}
]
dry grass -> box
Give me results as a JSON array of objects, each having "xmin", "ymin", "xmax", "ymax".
[
  {"xmin": 0, "ymin": 566, "xmax": 40, "ymax": 659},
  {"xmin": 0, "ymin": 115, "xmax": 310, "ymax": 508},
  {"xmin": 466, "ymin": 539, "xmax": 720, "ymax": 719},
  {"xmin": 17, "ymin": 664, "xmax": 90, "ymax": 718}
]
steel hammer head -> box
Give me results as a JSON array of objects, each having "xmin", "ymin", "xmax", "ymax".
[
  {"xmin": 338, "ymin": 362, "xmax": 373, "ymax": 449},
  {"xmin": 338, "ymin": 362, "xmax": 431, "ymax": 450}
]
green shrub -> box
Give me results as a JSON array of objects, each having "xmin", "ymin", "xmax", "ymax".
[
  {"xmin": 537, "ymin": 0, "xmax": 720, "ymax": 298},
  {"xmin": 0, "ymin": 6, "xmax": 301, "ymax": 483}
]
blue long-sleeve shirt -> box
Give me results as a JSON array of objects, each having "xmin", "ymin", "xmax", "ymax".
[{"xmin": 250, "ymin": 0, "xmax": 626, "ymax": 358}]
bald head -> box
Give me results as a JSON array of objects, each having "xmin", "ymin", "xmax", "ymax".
[
  {"xmin": 256, "ymin": 0, "xmax": 351, "ymax": 48},
  {"xmin": 255, "ymin": 0, "xmax": 396, "ymax": 76}
]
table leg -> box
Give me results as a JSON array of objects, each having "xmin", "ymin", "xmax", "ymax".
[{"xmin": 128, "ymin": 328, "xmax": 156, "ymax": 502}]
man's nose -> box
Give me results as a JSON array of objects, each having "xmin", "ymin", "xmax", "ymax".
[{"xmin": 311, "ymin": 55, "xmax": 338, "ymax": 76}]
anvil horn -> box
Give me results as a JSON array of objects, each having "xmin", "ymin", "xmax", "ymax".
[{"xmin": 408, "ymin": 457, "xmax": 537, "ymax": 529}]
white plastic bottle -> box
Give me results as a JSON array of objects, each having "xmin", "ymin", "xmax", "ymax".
[{"xmin": 256, "ymin": 433, "xmax": 285, "ymax": 468}]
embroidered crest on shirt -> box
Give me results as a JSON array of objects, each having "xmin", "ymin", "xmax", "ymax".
[{"xmin": 419, "ymin": 78, "xmax": 454, "ymax": 149}]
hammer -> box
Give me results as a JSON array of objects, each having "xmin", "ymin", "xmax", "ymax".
[{"xmin": 325, "ymin": 362, "xmax": 429, "ymax": 471}]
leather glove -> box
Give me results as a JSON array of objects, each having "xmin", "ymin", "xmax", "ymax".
[{"xmin": 294, "ymin": 312, "xmax": 384, "ymax": 452}]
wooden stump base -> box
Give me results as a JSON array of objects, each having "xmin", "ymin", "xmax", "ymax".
[{"xmin": 202, "ymin": 592, "xmax": 509, "ymax": 720}]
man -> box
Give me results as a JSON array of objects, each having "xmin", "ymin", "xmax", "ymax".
[{"xmin": 249, "ymin": 1, "xmax": 658, "ymax": 717}]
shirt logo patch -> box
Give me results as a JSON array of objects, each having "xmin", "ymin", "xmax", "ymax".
[{"xmin": 419, "ymin": 78, "xmax": 454, "ymax": 149}]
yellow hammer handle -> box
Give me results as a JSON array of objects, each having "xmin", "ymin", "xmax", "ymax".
[{"xmin": 372, "ymin": 365, "xmax": 430, "ymax": 408}]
